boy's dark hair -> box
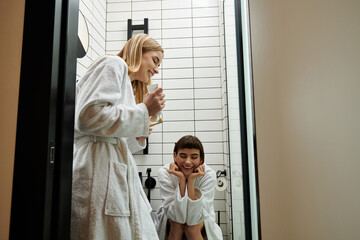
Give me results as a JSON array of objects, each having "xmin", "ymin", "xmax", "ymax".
[{"xmin": 173, "ymin": 135, "xmax": 205, "ymax": 163}]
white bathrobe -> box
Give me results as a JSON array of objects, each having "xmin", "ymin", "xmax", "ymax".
[
  {"xmin": 155, "ymin": 163, "xmax": 223, "ymax": 240},
  {"xmin": 71, "ymin": 55, "xmax": 159, "ymax": 240}
]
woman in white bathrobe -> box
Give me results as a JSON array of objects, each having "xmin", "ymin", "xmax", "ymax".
[
  {"xmin": 155, "ymin": 135, "xmax": 223, "ymax": 240},
  {"xmin": 71, "ymin": 34, "xmax": 165, "ymax": 240}
]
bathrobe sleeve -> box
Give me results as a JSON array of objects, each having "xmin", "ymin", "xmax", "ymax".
[
  {"xmin": 75, "ymin": 56, "xmax": 149, "ymax": 138},
  {"xmin": 158, "ymin": 167, "xmax": 188, "ymax": 224},
  {"xmin": 126, "ymin": 137, "xmax": 146, "ymax": 153},
  {"xmin": 186, "ymin": 168, "xmax": 217, "ymax": 226}
]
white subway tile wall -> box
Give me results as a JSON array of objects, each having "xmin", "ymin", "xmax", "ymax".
[
  {"xmin": 77, "ymin": 0, "xmax": 107, "ymax": 80},
  {"xmin": 76, "ymin": 0, "xmax": 234, "ymax": 239}
]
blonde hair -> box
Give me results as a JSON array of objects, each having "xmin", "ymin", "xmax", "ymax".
[{"xmin": 117, "ymin": 34, "xmax": 163, "ymax": 104}]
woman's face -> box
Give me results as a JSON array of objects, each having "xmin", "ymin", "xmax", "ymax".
[
  {"xmin": 174, "ymin": 148, "xmax": 203, "ymax": 177},
  {"xmin": 132, "ymin": 50, "xmax": 163, "ymax": 84}
]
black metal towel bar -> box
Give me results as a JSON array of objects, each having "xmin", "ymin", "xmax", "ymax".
[{"xmin": 127, "ymin": 18, "xmax": 150, "ymax": 154}]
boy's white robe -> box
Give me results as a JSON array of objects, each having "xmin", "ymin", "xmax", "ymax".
[
  {"xmin": 155, "ymin": 163, "xmax": 223, "ymax": 240},
  {"xmin": 71, "ymin": 55, "xmax": 158, "ymax": 240}
]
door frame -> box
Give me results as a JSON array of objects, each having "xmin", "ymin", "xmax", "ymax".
[
  {"xmin": 234, "ymin": 0, "xmax": 262, "ymax": 239},
  {"xmin": 10, "ymin": 0, "xmax": 79, "ymax": 239}
]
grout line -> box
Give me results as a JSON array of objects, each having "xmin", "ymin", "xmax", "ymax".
[
  {"xmin": 105, "ymin": 0, "xmax": 108, "ymax": 53},
  {"xmin": 189, "ymin": 0, "xmax": 195, "ymax": 136},
  {"xmin": 160, "ymin": 0, "xmax": 164, "ymax": 166}
]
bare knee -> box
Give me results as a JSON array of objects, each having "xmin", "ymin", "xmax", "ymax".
[{"xmin": 169, "ymin": 219, "xmax": 185, "ymax": 234}]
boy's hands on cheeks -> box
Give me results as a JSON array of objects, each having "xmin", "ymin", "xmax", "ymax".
[
  {"xmin": 187, "ymin": 164, "xmax": 205, "ymax": 182},
  {"xmin": 186, "ymin": 164, "xmax": 205, "ymax": 200},
  {"xmin": 168, "ymin": 162, "xmax": 186, "ymax": 181}
]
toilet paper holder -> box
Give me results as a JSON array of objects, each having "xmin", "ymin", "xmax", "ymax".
[
  {"xmin": 216, "ymin": 170, "xmax": 227, "ymax": 177},
  {"xmin": 215, "ymin": 170, "xmax": 228, "ymax": 192}
]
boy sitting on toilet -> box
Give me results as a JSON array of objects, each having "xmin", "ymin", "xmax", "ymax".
[{"xmin": 155, "ymin": 135, "xmax": 223, "ymax": 240}]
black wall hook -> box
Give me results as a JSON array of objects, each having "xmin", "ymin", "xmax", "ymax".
[{"xmin": 145, "ymin": 168, "xmax": 156, "ymax": 201}]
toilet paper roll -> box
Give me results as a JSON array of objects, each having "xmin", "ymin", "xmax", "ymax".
[{"xmin": 216, "ymin": 176, "xmax": 228, "ymax": 192}]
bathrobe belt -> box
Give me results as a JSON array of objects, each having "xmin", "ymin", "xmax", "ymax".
[
  {"xmin": 74, "ymin": 134, "xmax": 143, "ymax": 239},
  {"xmin": 75, "ymin": 135, "xmax": 121, "ymax": 145}
]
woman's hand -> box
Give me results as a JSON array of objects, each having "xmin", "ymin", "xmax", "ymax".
[
  {"xmin": 143, "ymin": 87, "xmax": 165, "ymax": 117},
  {"xmin": 168, "ymin": 162, "xmax": 185, "ymax": 181},
  {"xmin": 187, "ymin": 164, "xmax": 205, "ymax": 182},
  {"xmin": 136, "ymin": 127, "xmax": 153, "ymax": 141}
]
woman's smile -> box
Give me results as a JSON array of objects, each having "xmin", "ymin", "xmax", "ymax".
[{"xmin": 130, "ymin": 50, "xmax": 162, "ymax": 83}]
